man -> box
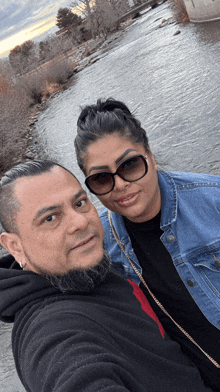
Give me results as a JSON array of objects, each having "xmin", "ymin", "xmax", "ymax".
[{"xmin": 0, "ymin": 160, "xmax": 212, "ymax": 392}]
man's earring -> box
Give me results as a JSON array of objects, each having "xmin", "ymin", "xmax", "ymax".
[{"xmin": 20, "ymin": 262, "xmax": 23, "ymax": 269}]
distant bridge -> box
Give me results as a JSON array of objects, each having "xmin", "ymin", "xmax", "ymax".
[{"xmin": 117, "ymin": 0, "xmax": 166, "ymax": 23}]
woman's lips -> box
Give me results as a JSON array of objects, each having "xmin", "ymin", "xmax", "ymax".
[{"xmin": 116, "ymin": 193, "xmax": 139, "ymax": 207}]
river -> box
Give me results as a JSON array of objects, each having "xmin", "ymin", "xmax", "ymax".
[{"xmin": 1, "ymin": 2, "xmax": 220, "ymax": 390}]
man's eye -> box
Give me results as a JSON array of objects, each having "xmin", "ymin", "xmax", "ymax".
[
  {"xmin": 44, "ymin": 215, "xmax": 56, "ymax": 223},
  {"xmin": 76, "ymin": 199, "xmax": 87, "ymax": 208}
]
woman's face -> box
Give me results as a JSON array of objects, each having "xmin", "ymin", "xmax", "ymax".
[{"xmin": 85, "ymin": 134, "xmax": 161, "ymax": 223}]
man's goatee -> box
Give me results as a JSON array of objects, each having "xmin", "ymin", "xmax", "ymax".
[{"xmin": 46, "ymin": 249, "xmax": 111, "ymax": 293}]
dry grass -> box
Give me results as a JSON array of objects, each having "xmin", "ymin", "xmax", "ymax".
[
  {"xmin": 0, "ymin": 76, "xmax": 30, "ymax": 174},
  {"xmin": 16, "ymin": 57, "xmax": 74, "ymax": 105},
  {"xmin": 0, "ymin": 57, "xmax": 75, "ymax": 176}
]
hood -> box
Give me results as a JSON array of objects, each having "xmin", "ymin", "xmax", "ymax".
[{"xmin": 0, "ymin": 254, "xmax": 58, "ymax": 323}]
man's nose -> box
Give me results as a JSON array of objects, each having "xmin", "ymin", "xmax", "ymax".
[{"xmin": 66, "ymin": 210, "xmax": 89, "ymax": 234}]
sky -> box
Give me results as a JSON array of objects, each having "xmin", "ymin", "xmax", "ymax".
[{"xmin": 0, "ymin": 0, "xmax": 76, "ymax": 58}]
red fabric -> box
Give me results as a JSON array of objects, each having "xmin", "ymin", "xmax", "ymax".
[{"xmin": 128, "ymin": 279, "xmax": 165, "ymax": 338}]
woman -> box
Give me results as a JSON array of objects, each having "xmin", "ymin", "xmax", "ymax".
[{"xmin": 75, "ymin": 98, "xmax": 220, "ymax": 391}]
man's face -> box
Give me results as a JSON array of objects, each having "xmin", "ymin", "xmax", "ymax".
[{"xmin": 13, "ymin": 166, "xmax": 104, "ymax": 275}]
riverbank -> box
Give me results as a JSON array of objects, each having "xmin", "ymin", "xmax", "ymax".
[
  {"xmin": 1, "ymin": 1, "xmax": 187, "ymax": 180},
  {"xmin": 0, "ymin": 19, "xmax": 137, "ymax": 180}
]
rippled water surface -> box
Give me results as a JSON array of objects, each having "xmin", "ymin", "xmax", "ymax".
[{"xmin": 1, "ymin": 2, "xmax": 220, "ymax": 390}]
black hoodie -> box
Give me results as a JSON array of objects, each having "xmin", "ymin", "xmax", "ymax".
[{"xmin": 0, "ymin": 254, "xmax": 213, "ymax": 392}]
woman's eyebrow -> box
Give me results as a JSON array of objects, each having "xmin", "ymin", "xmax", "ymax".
[
  {"xmin": 88, "ymin": 165, "xmax": 109, "ymax": 174},
  {"xmin": 115, "ymin": 149, "xmax": 137, "ymax": 165},
  {"xmin": 88, "ymin": 149, "xmax": 137, "ymax": 174}
]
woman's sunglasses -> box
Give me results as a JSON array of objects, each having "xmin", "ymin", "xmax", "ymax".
[{"xmin": 85, "ymin": 154, "xmax": 148, "ymax": 196}]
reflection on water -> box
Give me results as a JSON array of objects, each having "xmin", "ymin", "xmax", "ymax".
[
  {"xmin": 194, "ymin": 20, "xmax": 220, "ymax": 45},
  {"xmin": 1, "ymin": 2, "xmax": 220, "ymax": 390}
]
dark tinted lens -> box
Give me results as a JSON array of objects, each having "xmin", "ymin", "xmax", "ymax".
[
  {"xmin": 118, "ymin": 156, "xmax": 147, "ymax": 181},
  {"xmin": 86, "ymin": 172, "xmax": 114, "ymax": 195}
]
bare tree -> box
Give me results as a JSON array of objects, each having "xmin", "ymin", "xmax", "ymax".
[
  {"xmin": 0, "ymin": 59, "xmax": 15, "ymax": 80},
  {"xmin": 71, "ymin": 0, "xmax": 129, "ymax": 38},
  {"xmin": 94, "ymin": 0, "xmax": 129, "ymax": 38},
  {"xmin": 92, "ymin": 0, "xmax": 115, "ymax": 37},
  {"xmin": 9, "ymin": 41, "xmax": 39, "ymax": 75},
  {"xmin": 39, "ymin": 40, "xmax": 51, "ymax": 62},
  {"xmin": 71, "ymin": 0, "xmax": 96, "ymax": 38},
  {"xmin": 109, "ymin": 0, "xmax": 129, "ymax": 17},
  {"xmin": 39, "ymin": 35, "xmax": 74, "ymax": 63}
]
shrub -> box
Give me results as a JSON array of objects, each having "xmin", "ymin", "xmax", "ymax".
[
  {"xmin": 17, "ymin": 70, "xmax": 46, "ymax": 105},
  {"xmin": 45, "ymin": 58, "xmax": 74, "ymax": 85},
  {"xmin": 168, "ymin": 0, "xmax": 189, "ymax": 23},
  {"xmin": 0, "ymin": 74, "xmax": 30, "ymax": 174},
  {"xmin": 0, "ymin": 55, "xmax": 74, "ymax": 176}
]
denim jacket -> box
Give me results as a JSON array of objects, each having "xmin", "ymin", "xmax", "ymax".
[{"xmin": 99, "ymin": 170, "xmax": 220, "ymax": 330}]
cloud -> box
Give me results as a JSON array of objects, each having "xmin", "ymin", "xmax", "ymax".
[
  {"xmin": 0, "ymin": 0, "xmax": 78, "ymax": 56},
  {"xmin": 0, "ymin": 16, "xmax": 57, "ymax": 57}
]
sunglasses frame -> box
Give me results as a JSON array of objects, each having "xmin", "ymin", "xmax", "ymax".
[{"xmin": 85, "ymin": 154, "xmax": 148, "ymax": 196}]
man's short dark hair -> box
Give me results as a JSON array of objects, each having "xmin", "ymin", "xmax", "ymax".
[{"xmin": 0, "ymin": 160, "xmax": 77, "ymax": 234}]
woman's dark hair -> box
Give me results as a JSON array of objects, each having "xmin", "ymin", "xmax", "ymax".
[{"xmin": 75, "ymin": 98, "xmax": 150, "ymax": 174}]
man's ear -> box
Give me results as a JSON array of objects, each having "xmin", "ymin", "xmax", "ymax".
[{"xmin": 0, "ymin": 232, "xmax": 25, "ymax": 265}]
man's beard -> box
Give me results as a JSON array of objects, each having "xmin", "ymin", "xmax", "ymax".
[{"xmin": 45, "ymin": 249, "xmax": 111, "ymax": 293}]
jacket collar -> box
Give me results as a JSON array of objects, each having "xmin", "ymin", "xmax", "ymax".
[{"xmin": 158, "ymin": 170, "xmax": 177, "ymax": 229}]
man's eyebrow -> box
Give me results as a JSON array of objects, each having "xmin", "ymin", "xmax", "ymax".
[
  {"xmin": 34, "ymin": 189, "xmax": 87, "ymax": 221},
  {"xmin": 34, "ymin": 205, "xmax": 61, "ymax": 222},
  {"xmin": 88, "ymin": 149, "xmax": 137, "ymax": 174},
  {"xmin": 74, "ymin": 189, "xmax": 87, "ymax": 200}
]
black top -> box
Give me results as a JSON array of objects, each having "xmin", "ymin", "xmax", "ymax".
[
  {"xmin": 124, "ymin": 212, "xmax": 220, "ymax": 392},
  {"xmin": 0, "ymin": 254, "xmax": 212, "ymax": 392}
]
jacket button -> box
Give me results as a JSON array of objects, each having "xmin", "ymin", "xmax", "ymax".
[
  {"xmin": 167, "ymin": 235, "xmax": 175, "ymax": 243},
  {"xmin": 187, "ymin": 280, "xmax": 194, "ymax": 287}
]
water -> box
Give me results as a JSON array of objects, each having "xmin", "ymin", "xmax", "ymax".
[
  {"xmin": 35, "ymin": 3, "xmax": 220, "ymax": 185},
  {"xmin": 0, "ymin": 324, "xmax": 24, "ymax": 391},
  {"xmin": 1, "ymin": 2, "xmax": 220, "ymax": 390}
]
